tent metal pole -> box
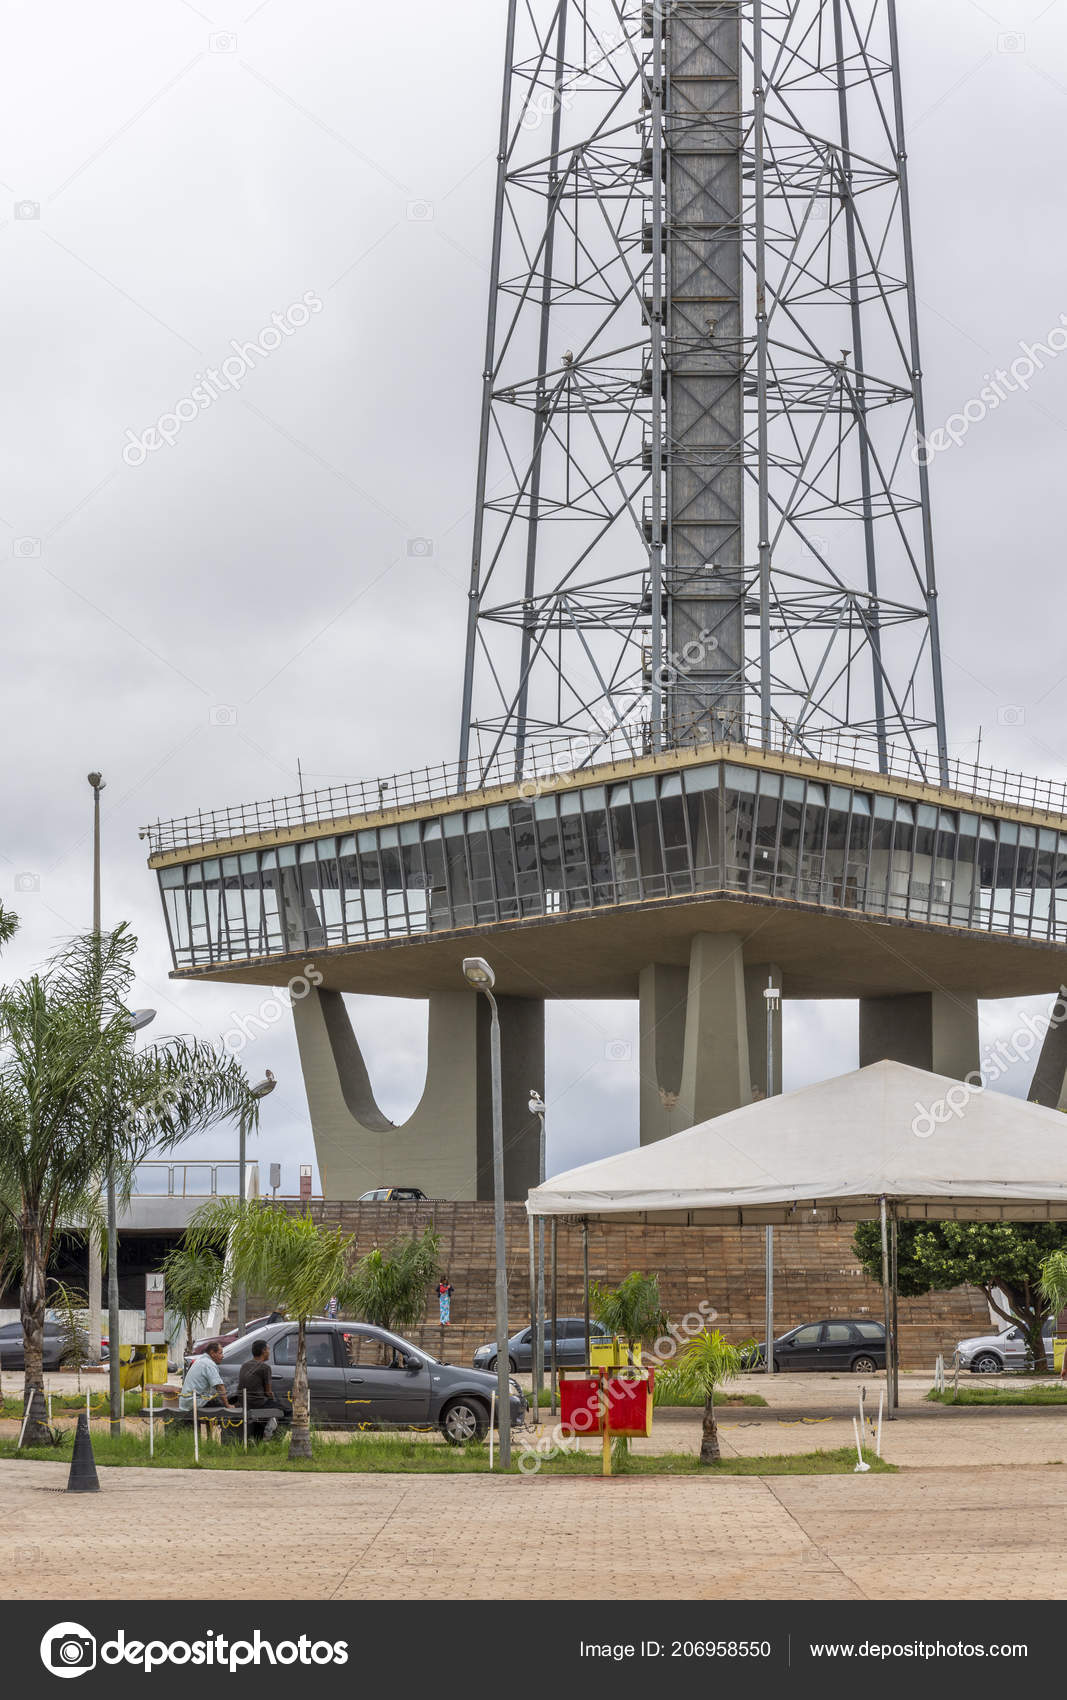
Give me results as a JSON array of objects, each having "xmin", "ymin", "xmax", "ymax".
[
  {"xmin": 582, "ymin": 1218, "xmax": 591, "ymax": 1365},
  {"xmin": 880, "ymin": 1195, "xmax": 896, "ymax": 1418},
  {"xmin": 890, "ymin": 1213, "xmax": 900, "ymax": 1409},
  {"xmin": 550, "ymin": 1217, "xmax": 558, "ymax": 1417},
  {"xmin": 764, "ymin": 1225, "xmax": 774, "ymax": 1374}
]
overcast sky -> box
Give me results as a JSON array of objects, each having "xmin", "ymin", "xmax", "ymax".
[{"xmin": 1, "ymin": 0, "xmax": 1065, "ymax": 1192}]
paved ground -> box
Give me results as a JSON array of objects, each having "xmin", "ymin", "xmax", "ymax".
[
  {"xmin": 5, "ymin": 1458, "xmax": 1067, "ymax": 1600},
  {"xmin": 4, "ymin": 1370, "xmax": 1067, "ymax": 1598}
]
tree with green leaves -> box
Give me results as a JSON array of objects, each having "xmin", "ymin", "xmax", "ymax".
[
  {"xmin": 160, "ymin": 1242, "xmax": 227, "ymax": 1356},
  {"xmin": 0, "ymin": 925, "xmax": 258, "ymax": 1443},
  {"xmin": 346, "ymin": 1229, "xmax": 440, "ymax": 1339},
  {"xmin": 0, "ymin": 905, "xmax": 16, "ymax": 950},
  {"xmin": 654, "ymin": 1328, "xmax": 748, "ymax": 1463},
  {"xmin": 1039, "ymin": 1248, "xmax": 1067, "ymax": 1333},
  {"xmin": 854, "ymin": 1219, "xmax": 1067, "ymax": 1370},
  {"xmin": 48, "ymin": 1280, "xmax": 92, "ymax": 1389},
  {"xmin": 185, "ymin": 1200, "xmax": 356, "ymax": 1460},
  {"xmin": 589, "ymin": 1272, "xmax": 668, "ymax": 1365}
]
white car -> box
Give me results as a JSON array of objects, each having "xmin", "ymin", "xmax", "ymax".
[{"xmin": 955, "ymin": 1321, "xmax": 1054, "ymax": 1374}]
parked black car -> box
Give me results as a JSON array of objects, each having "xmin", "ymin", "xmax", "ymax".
[
  {"xmin": 473, "ymin": 1318, "xmax": 613, "ymax": 1373},
  {"xmin": 750, "ymin": 1319, "xmax": 886, "ymax": 1373},
  {"xmin": 216, "ymin": 1319, "xmax": 527, "ymax": 1442}
]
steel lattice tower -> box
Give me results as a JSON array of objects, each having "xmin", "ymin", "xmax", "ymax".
[{"xmin": 458, "ymin": 0, "xmax": 949, "ymax": 785}]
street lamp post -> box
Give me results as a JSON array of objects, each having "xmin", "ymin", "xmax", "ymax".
[
  {"xmin": 108, "ymin": 1006, "xmax": 156, "ymax": 1437},
  {"xmin": 237, "ymin": 1071, "xmax": 277, "ymax": 1336},
  {"xmin": 87, "ymin": 773, "xmax": 105, "ymax": 1367},
  {"xmin": 462, "ymin": 957, "xmax": 510, "ymax": 1468},
  {"xmin": 763, "ymin": 978, "xmax": 781, "ymax": 1375},
  {"xmin": 528, "ymin": 1090, "xmax": 546, "ymax": 1415}
]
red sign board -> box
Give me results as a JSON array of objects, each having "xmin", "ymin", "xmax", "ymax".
[{"xmin": 145, "ymin": 1277, "xmax": 165, "ymax": 1336}]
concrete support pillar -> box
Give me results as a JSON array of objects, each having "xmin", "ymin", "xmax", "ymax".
[
  {"xmin": 745, "ymin": 963, "xmax": 783, "ymax": 1099},
  {"xmin": 859, "ymin": 991, "xmax": 980, "ymax": 1081},
  {"xmin": 1027, "ymin": 988, "xmax": 1067, "ymax": 1108},
  {"xmin": 292, "ymin": 986, "xmax": 544, "ymax": 1201},
  {"xmin": 638, "ymin": 963, "xmax": 689, "ymax": 1144},
  {"xmin": 678, "ymin": 933, "xmax": 751, "ymax": 1128}
]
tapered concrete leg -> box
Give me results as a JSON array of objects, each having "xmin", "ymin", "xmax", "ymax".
[
  {"xmin": 1027, "ymin": 987, "xmax": 1067, "ymax": 1107},
  {"xmin": 859, "ymin": 992, "xmax": 980, "ymax": 1080},
  {"xmin": 638, "ymin": 963, "xmax": 689, "ymax": 1144},
  {"xmin": 292, "ymin": 987, "xmax": 544, "ymax": 1201},
  {"xmin": 745, "ymin": 963, "xmax": 783, "ymax": 1098},
  {"xmin": 678, "ymin": 934, "xmax": 752, "ymax": 1126}
]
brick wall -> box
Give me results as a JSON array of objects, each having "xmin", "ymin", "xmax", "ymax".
[{"xmin": 240, "ymin": 1200, "xmax": 990, "ymax": 1370}]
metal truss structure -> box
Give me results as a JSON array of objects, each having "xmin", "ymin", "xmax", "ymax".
[{"xmin": 458, "ymin": 0, "xmax": 949, "ymax": 787}]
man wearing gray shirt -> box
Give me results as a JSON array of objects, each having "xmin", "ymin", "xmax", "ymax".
[{"xmin": 179, "ymin": 1342, "xmax": 234, "ymax": 1413}]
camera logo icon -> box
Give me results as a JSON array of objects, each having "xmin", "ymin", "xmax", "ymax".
[
  {"xmin": 209, "ymin": 31, "xmax": 237, "ymax": 52},
  {"xmin": 14, "ymin": 871, "xmax": 40, "ymax": 894},
  {"xmin": 209, "ymin": 705, "xmax": 238, "ymax": 727},
  {"xmin": 406, "ymin": 200, "xmax": 434, "ymax": 222},
  {"xmin": 996, "ymin": 704, "xmax": 1026, "ymax": 727},
  {"xmin": 996, "ymin": 31, "xmax": 1025, "ymax": 53},
  {"xmin": 13, "ymin": 537, "xmax": 41, "ymax": 557},
  {"xmin": 14, "ymin": 199, "xmax": 40, "ymax": 220},
  {"xmin": 407, "ymin": 537, "xmax": 435, "ymax": 558},
  {"xmin": 604, "ymin": 1039, "xmax": 632, "ymax": 1062},
  {"xmin": 41, "ymin": 1622, "xmax": 96, "ymax": 1678}
]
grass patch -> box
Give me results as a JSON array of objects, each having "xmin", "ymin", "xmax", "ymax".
[
  {"xmin": 0, "ymin": 1430, "xmax": 892, "ymax": 1476},
  {"xmin": 926, "ymin": 1385, "xmax": 1067, "ymax": 1407},
  {"xmin": 0, "ymin": 1390, "xmax": 147, "ymax": 1419}
]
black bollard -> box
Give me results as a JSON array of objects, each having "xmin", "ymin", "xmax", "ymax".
[{"xmin": 66, "ymin": 1412, "xmax": 100, "ymax": 1493}]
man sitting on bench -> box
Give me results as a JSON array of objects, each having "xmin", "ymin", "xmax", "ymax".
[
  {"xmin": 237, "ymin": 1339, "xmax": 282, "ymax": 1439},
  {"xmin": 179, "ymin": 1342, "xmax": 234, "ymax": 1419}
]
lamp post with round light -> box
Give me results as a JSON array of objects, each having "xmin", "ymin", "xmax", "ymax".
[
  {"xmin": 462, "ymin": 956, "xmax": 510, "ymax": 1467},
  {"xmin": 87, "ymin": 772, "xmax": 105, "ymax": 1366},
  {"xmin": 237, "ymin": 1070, "xmax": 277, "ymax": 1336},
  {"xmin": 108, "ymin": 1006, "xmax": 156, "ymax": 1436},
  {"xmin": 528, "ymin": 1089, "xmax": 546, "ymax": 1413}
]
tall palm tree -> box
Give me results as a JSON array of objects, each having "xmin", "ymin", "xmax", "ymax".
[
  {"xmin": 0, "ymin": 925, "xmax": 258, "ymax": 1443},
  {"xmin": 186, "ymin": 1199, "xmax": 356, "ymax": 1460},
  {"xmin": 0, "ymin": 904, "xmax": 17, "ymax": 949},
  {"xmin": 655, "ymin": 1329, "xmax": 748, "ymax": 1464}
]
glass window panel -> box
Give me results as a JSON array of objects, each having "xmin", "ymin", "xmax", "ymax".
[
  {"xmin": 685, "ymin": 764, "xmax": 719, "ymax": 792},
  {"xmin": 608, "ymin": 785, "xmax": 639, "ymax": 900},
  {"xmin": 160, "ymin": 865, "xmax": 184, "ymax": 888}
]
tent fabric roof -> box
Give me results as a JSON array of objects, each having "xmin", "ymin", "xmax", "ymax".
[{"xmin": 527, "ymin": 1060, "xmax": 1067, "ymax": 1225}]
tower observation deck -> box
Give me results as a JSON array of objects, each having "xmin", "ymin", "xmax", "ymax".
[{"xmin": 144, "ymin": 4, "xmax": 1066, "ymax": 1199}]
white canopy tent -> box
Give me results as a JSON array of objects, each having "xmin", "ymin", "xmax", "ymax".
[{"xmin": 526, "ymin": 1061, "xmax": 1067, "ymax": 1412}]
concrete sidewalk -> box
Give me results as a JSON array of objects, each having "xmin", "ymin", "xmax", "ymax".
[{"xmin": 4, "ymin": 1459, "xmax": 1067, "ymax": 1600}]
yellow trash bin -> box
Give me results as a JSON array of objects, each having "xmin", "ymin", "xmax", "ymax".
[
  {"xmin": 1054, "ymin": 1338, "xmax": 1066, "ymax": 1374},
  {"xmin": 118, "ymin": 1344, "xmax": 151, "ymax": 1391},
  {"xmin": 589, "ymin": 1337, "xmax": 642, "ymax": 1369}
]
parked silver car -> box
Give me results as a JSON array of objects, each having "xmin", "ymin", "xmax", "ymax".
[{"xmin": 955, "ymin": 1321, "xmax": 1054, "ymax": 1374}]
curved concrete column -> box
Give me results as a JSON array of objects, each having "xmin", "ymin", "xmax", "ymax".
[{"xmin": 293, "ymin": 987, "xmax": 544, "ymax": 1201}]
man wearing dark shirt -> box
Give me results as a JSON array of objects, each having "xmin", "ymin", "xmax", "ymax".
[{"xmin": 237, "ymin": 1339, "xmax": 281, "ymax": 1439}]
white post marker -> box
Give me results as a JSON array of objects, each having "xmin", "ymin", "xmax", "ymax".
[
  {"xmin": 148, "ymin": 1386, "xmax": 154, "ymax": 1459},
  {"xmin": 243, "ymin": 1388, "xmax": 248, "ymax": 1452},
  {"xmin": 852, "ymin": 1416, "xmax": 870, "ymax": 1472},
  {"xmin": 192, "ymin": 1389, "xmax": 199, "ymax": 1463},
  {"xmin": 47, "ymin": 1390, "xmax": 52, "ymax": 1424},
  {"xmin": 489, "ymin": 1390, "xmax": 496, "ymax": 1470},
  {"xmin": 876, "ymin": 1388, "xmax": 884, "ymax": 1457},
  {"xmin": 86, "ymin": 1388, "xmax": 91, "ymax": 1426}
]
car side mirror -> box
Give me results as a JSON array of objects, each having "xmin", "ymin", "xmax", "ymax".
[{"xmin": 404, "ymin": 1356, "xmax": 421, "ymax": 1373}]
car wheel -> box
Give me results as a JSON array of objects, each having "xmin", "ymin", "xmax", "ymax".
[
  {"xmin": 850, "ymin": 1355, "xmax": 879, "ymax": 1374},
  {"xmin": 486, "ymin": 1356, "xmax": 517, "ymax": 1374},
  {"xmin": 440, "ymin": 1398, "xmax": 489, "ymax": 1444},
  {"xmin": 972, "ymin": 1352, "xmax": 1002, "ymax": 1374}
]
